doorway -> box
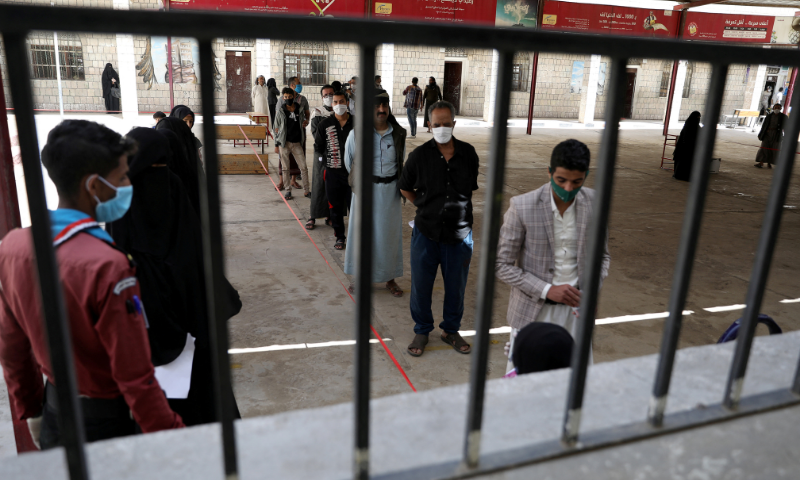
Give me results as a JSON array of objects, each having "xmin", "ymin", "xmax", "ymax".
[
  {"xmin": 443, "ymin": 61, "xmax": 463, "ymax": 114},
  {"xmin": 623, "ymin": 68, "xmax": 637, "ymax": 119},
  {"xmin": 226, "ymin": 51, "xmax": 251, "ymax": 113}
]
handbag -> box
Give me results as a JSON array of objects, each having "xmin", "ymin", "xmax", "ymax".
[{"xmin": 110, "ymin": 86, "xmax": 121, "ymax": 99}]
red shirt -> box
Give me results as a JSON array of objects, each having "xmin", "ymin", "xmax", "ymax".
[{"xmin": 0, "ymin": 228, "xmax": 184, "ymax": 433}]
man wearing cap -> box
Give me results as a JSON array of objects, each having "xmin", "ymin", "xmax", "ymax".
[{"xmin": 343, "ymin": 92, "xmax": 406, "ymax": 297}]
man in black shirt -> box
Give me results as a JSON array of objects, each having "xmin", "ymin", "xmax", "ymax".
[
  {"xmin": 274, "ymin": 87, "xmax": 309, "ymax": 200},
  {"xmin": 399, "ymin": 100, "xmax": 479, "ymax": 357},
  {"xmin": 314, "ymin": 90, "xmax": 354, "ymax": 250}
]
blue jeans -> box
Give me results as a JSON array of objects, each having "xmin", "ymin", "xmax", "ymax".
[
  {"xmin": 406, "ymin": 108, "xmax": 418, "ymax": 136},
  {"xmin": 410, "ymin": 225, "xmax": 473, "ymax": 335}
]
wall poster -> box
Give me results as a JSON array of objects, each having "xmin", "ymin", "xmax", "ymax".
[
  {"xmin": 495, "ymin": 0, "xmax": 537, "ymax": 28},
  {"xmin": 541, "ymin": 1, "xmax": 679, "ymax": 37},
  {"xmin": 684, "ymin": 12, "xmax": 775, "ymax": 43},
  {"xmin": 570, "ymin": 60, "xmax": 584, "ymax": 94}
]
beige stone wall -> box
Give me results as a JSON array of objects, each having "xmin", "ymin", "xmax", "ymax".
[{"xmin": 390, "ymin": 45, "xmax": 445, "ymax": 116}]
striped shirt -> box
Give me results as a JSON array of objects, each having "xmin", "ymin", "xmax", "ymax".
[{"xmin": 403, "ymin": 85, "xmax": 423, "ymax": 110}]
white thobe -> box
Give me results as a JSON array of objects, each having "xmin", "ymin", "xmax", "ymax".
[{"xmin": 506, "ymin": 193, "xmax": 591, "ymax": 373}]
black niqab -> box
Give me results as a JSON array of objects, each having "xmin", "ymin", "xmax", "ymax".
[
  {"xmin": 102, "ymin": 63, "xmax": 119, "ymax": 97},
  {"xmin": 155, "ymin": 117, "xmax": 202, "ymax": 213},
  {"xmin": 673, "ymin": 111, "xmax": 701, "ymax": 182}
]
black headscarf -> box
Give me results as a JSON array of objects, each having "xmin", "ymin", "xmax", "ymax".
[
  {"xmin": 673, "ymin": 111, "xmax": 701, "ymax": 182},
  {"xmin": 101, "ymin": 63, "xmax": 120, "ymax": 98},
  {"xmin": 156, "ymin": 116, "xmax": 202, "ymax": 213},
  {"xmin": 266, "ymin": 77, "xmax": 277, "ymax": 89},
  {"xmin": 512, "ymin": 323, "xmax": 574, "ymax": 375},
  {"xmin": 170, "ymin": 104, "xmax": 195, "ymax": 125}
]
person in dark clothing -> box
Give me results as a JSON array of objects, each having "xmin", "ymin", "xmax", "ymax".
[
  {"xmin": 306, "ymin": 85, "xmax": 336, "ymax": 230},
  {"xmin": 155, "ymin": 117, "xmax": 203, "ymax": 214},
  {"xmin": 510, "ymin": 323, "xmax": 574, "ymax": 375},
  {"xmin": 422, "ymin": 77, "xmax": 443, "ymax": 133},
  {"xmin": 274, "ymin": 88, "xmax": 309, "ymax": 199},
  {"xmin": 400, "ymin": 101, "xmax": 479, "ymax": 357},
  {"xmin": 108, "ymin": 128, "xmax": 242, "ymax": 426},
  {"xmin": 672, "ymin": 111, "xmax": 701, "ymax": 182},
  {"xmin": 267, "ymin": 78, "xmax": 281, "ymax": 130},
  {"xmin": 101, "ymin": 63, "xmax": 120, "ymax": 113},
  {"xmin": 169, "ymin": 104, "xmax": 203, "ymax": 158},
  {"xmin": 755, "ymin": 103, "xmax": 788, "ymax": 169},
  {"xmin": 314, "ymin": 90, "xmax": 354, "ymax": 249}
]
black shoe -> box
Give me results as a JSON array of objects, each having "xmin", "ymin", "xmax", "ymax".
[{"xmin": 284, "ymin": 191, "xmax": 292, "ymax": 200}]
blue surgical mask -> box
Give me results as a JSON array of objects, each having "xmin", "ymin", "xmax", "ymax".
[
  {"xmin": 294, "ymin": 84, "xmax": 303, "ymax": 94},
  {"xmin": 87, "ymin": 174, "xmax": 133, "ymax": 223}
]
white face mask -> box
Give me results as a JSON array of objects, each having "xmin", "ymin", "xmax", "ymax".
[
  {"xmin": 333, "ymin": 104, "xmax": 348, "ymax": 116},
  {"xmin": 323, "ymin": 96, "xmax": 333, "ymax": 107},
  {"xmin": 432, "ymin": 126, "xmax": 453, "ymax": 144}
]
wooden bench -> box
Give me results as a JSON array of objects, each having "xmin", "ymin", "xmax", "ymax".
[
  {"xmin": 216, "ymin": 124, "xmax": 268, "ymax": 153},
  {"xmin": 217, "ymin": 154, "xmax": 267, "ymax": 175},
  {"xmin": 722, "ymin": 109, "xmax": 761, "ymax": 129},
  {"xmin": 247, "ymin": 111, "xmax": 270, "ymax": 126}
]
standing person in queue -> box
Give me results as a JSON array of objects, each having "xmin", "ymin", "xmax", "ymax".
[
  {"xmin": 672, "ymin": 111, "xmax": 701, "ymax": 182},
  {"xmin": 400, "ymin": 101, "xmax": 480, "ymax": 357},
  {"xmin": 108, "ymin": 128, "xmax": 242, "ymax": 426},
  {"xmin": 306, "ymin": 84, "xmax": 336, "ymax": 231},
  {"xmin": 495, "ymin": 139, "xmax": 610, "ymax": 373},
  {"xmin": 274, "ymin": 87, "xmax": 309, "ymax": 200},
  {"xmin": 343, "ymin": 92, "xmax": 406, "ymax": 296},
  {"xmin": 403, "ymin": 77, "xmax": 423, "ymax": 139},
  {"xmin": 315, "ymin": 90, "xmax": 354, "ymax": 250},
  {"xmin": 266, "ymin": 78, "xmax": 281, "ymax": 129},
  {"xmin": 252, "ymin": 75, "xmax": 270, "ymax": 117},
  {"xmin": 277, "ymin": 77, "xmax": 310, "ymax": 189},
  {"xmin": 755, "ymin": 103, "xmax": 788, "ymax": 169},
  {"xmin": 0, "ymin": 120, "xmax": 184, "ymax": 449},
  {"xmin": 422, "ymin": 76, "xmax": 443, "ymax": 134},
  {"xmin": 101, "ymin": 63, "xmax": 120, "ymax": 114},
  {"xmin": 156, "ymin": 116, "xmax": 203, "ymax": 215}
]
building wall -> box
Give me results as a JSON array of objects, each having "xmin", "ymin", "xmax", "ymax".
[{"xmin": 389, "ymin": 45, "xmax": 445, "ymax": 117}]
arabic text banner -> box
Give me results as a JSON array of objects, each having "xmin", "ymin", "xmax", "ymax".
[
  {"xmin": 168, "ymin": 0, "xmax": 366, "ymax": 17},
  {"xmin": 371, "ymin": 0, "xmax": 497, "ymax": 25},
  {"xmin": 684, "ymin": 12, "xmax": 775, "ymax": 43},
  {"xmin": 540, "ymin": 1, "xmax": 679, "ymax": 38}
]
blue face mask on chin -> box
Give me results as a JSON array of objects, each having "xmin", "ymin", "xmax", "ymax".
[
  {"xmin": 294, "ymin": 84, "xmax": 303, "ymax": 94},
  {"xmin": 87, "ymin": 175, "xmax": 133, "ymax": 223}
]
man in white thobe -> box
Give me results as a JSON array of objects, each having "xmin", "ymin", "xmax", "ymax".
[{"xmin": 495, "ymin": 139, "xmax": 610, "ymax": 374}]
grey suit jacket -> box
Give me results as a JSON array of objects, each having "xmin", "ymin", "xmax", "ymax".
[{"xmin": 495, "ymin": 183, "xmax": 610, "ymax": 330}]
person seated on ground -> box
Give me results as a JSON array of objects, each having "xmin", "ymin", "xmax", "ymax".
[
  {"xmin": 0, "ymin": 120, "xmax": 184, "ymax": 450},
  {"xmin": 672, "ymin": 111, "xmax": 700, "ymax": 182},
  {"xmin": 755, "ymin": 103, "xmax": 787, "ymax": 170},
  {"xmin": 504, "ymin": 322, "xmax": 574, "ymax": 377}
]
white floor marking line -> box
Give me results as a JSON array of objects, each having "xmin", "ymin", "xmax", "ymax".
[
  {"xmin": 780, "ymin": 298, "xmax": 800, "ymax": 304},
  {"xmin": 703, "ymin": 304, "xmax": 747, "ymax": 313},
  {"xmin": 595, "ymin": 310, "xmax": 695, "ymax": 326},
  {"xmin": 229, "ymin": 339, "xmax": 390, "ymax": 354},
  {"xmin": 459, "ymin": 326, "xmax": 513, "ymax": 337}
]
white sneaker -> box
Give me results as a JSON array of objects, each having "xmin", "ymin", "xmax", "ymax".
[{"xmin": 410, "ymin": 135, "xmax": 416, "ymax": 138}]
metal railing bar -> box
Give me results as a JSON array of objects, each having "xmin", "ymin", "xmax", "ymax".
[
  {"xmin": 0, "ymin": 5, "xmax": 799, "ymax": 67},
  {"xmin": 561, "ymin": 57, "xmax": 626, "ymax": 446},
  {"xmin": 724, "ymin": 78, "xmax": 800, "ymax": 410},
  {"xmin": 373, "ymin": 388, "xmax": 800, "ymax": 480},
  {"xmin": 197, "ymin": 39, "xmax": 239, "ymax": 478},
  {"xmin": 462, "ymin": 49, "xmax": 514, "ymax": 470},
  {"xmin": 353, "ymin": 43, "xmax": 376, "ymax": 480},
  {"xmin": 648, "ymin": 64, "xmax": 730, "ymax": 427},
  {"xmin": 3, "ymin": 32, "xmax": 90, "ymax": 480}
]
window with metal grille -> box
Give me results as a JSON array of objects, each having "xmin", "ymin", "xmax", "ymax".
[
  {"xmin": 224, "ymin": 38, "xmax": 254, "ymax": 47},
  {"xmin": 445, "ymin": 47, "xmax": 467, "ymax": 57},
  {"xmin": 27, "ymin": 32, "xmax": 85, "ymax": 81},
  {"xmin": 682, "ymin": 62, "xmax": 693, "ymax": 98},
  {"xmin": 659, "ymin": 61, "xmax": 672, "ymax": 97},
  {"xmin": 511, "ymin": 52, "xmax": 529, "ymax": 92},
  {"xmin": 283, "ymin": 41, "xmax": 328, "ymax": 85}
]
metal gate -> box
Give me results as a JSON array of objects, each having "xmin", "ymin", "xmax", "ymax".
[{"xmin": 1, "ymin": 5, "xmax": 799, "ymax": 480}]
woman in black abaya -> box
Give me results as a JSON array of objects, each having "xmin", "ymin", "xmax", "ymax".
[
  {"xmin": 101, "ymin": 63, "xmax": 120, "ymax": 113},
  {"xmin": 155, "ymin": 116, "xmax": 203, "ymax": 214},
  {"xmin": 673, "ymin": 111, "xmax": 701, "ymax": 182},
  {"xmin": 108, "ymin": 128, "xmax": 242, "ymax": 426}
]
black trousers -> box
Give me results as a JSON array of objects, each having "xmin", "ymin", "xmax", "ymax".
[
  {"xmin": 324, "ymin": 168, "xmax": 351, "ymax": 240},
  {"xmin": 40, "ymin": 402, "xmax": 136, "ymax": 450}
]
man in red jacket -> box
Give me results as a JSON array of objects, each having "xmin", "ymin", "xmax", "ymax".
[{"xmin": 0, "ymin": 120, "xmax": 184, "ymax": 450}]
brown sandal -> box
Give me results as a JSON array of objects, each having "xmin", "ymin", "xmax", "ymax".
[
  {"xmin": 386, "ymin": 281, "xmax": 403, "ymax": 297},
  {"xmin": 305, "ymin": 219, "xmax": 315, "ymax": 230},
  {"xmin": 441, "ymin": 332, "xmax": 471, "ymax": 354},
  {"xmin": 407, "ymin": 334, "xmax": 428, "ymax": 357},
  {"xmin": 292, "ymin": 181, "xmax": 303, "ymax": 189},
  {"xmin": 276, "ymin": 181, "xmax": 285, "ymax": 190}
]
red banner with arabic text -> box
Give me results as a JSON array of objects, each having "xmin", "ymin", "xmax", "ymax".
[
  {"xmin": 372, "ymin": 0, "xmax": 497, "ymax": 25},
  {"xmin": 684, "ymin": 12, "xmax": 775, "ymax": 43},
  {"xmin": 540, "ymin": 1, "xmax": 679, "ymax": 38},
  {"xmin": 169, "ymin": 0, "xmax": 365, "ymax": 17}
]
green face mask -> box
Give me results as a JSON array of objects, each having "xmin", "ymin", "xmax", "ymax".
[{"xmin": 549, "ymin": 168, "xmax": 588, "ymax": 203}]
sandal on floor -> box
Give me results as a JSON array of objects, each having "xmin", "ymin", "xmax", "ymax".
[
  {"xmin": 304, "ymin": 192, "xmax": 311, "ymax": 198},
  {"xmin": 292, "ymin": 181, "xmax": 303, "ymax": 189},
  {"xmin": 441, "ymin": 332, "xmax": 471, "ymax": 354},
  {"xmin": 335, "ymin": 238, "xmax": 346, "ymax": 250},
  {"xmin": 276, "ymin": 181, "xmax": 284, "ymax": 190},
  {"xmin": 347, "ymin": 284, "xmax": 355, "ymax": 295},
  {"xmin": 305, "ymin": 219, "xmax": 315, "ymax": 230},
  {"xmin": 284, "ymin": 191, "xmax": 292, "ymax": 200},
  {"xmin": 754, "ymin": 164, "xmax": 763, "ymax": 168},
  {"xmin": 325, "ymin": 218, "xmax": 332, "ymax": 227},
  {"xmin": 407, "ymin": 334, "xmax": 428, "ymax": 357},
  {"xmin": 386, "ymin": 282, "xmax": 403, "ymax": 297}
]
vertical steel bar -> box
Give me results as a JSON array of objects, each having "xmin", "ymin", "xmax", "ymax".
[
  {"xmin": 353, "ymin": 44, "xmax": 376, "ymax": 480},
  {"xmin": 463, "ymin": 49, "xmax": 514, "ymax": 469},
  {"xmin": 725, "ymin": 75, "xmax": 800, "ymax": 409},
  {"xmin": 0, "ymin": 64, "xmax": 22, "ymax": 237},
  {"xmin": 561, "ymin": 58, "xmax": 627, "ymax": 446},
  {"xmin": 649, "ymin": 64, "xmax": 729, "ymax": 426},
  {"xmin": 3, "ymin": 32, "xmax": 89, "ymax": 480},
  {"xmin": 197, "ymin": 38, "xmax": 239, "ymax": 479}
]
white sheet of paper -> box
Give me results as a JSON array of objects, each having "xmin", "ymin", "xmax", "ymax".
[
  {"xmin": 154, "ymin": 334, "xmax": 195, "ymax": 399},
  {"xmin": 408, "ymin": 220, "xmax": 415, "ymax": 229}
]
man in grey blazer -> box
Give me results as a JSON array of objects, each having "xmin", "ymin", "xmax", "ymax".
[{"xmin": 496, "ymin": 139, "xmax": 610, "ymax": 374}]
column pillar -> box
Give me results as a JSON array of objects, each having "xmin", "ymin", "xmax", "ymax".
[
  {"xmin": 113, "ymin": 0, "xmax": 139, "ymax": 119},
  {"xmin": 749, "ymin": 64, "xmax": 767, "ymax": 110},
  {"xmin": 256, "ymin": 39, "xmax": 271, "ymax": 80},
  {"xmin": 482, "ymin": 50, "xmax": 499, "ymax": 123},
  {"xmin": 579, "ymin": 55, "xmax": 600, "ymax": 124},
  {"xmin": 380, "ymin": 44, "xmax": 394, "ymax": 107},
  {"xmin": 669, "ymin": 60, "xmax": 688, "ymax": 126}
]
